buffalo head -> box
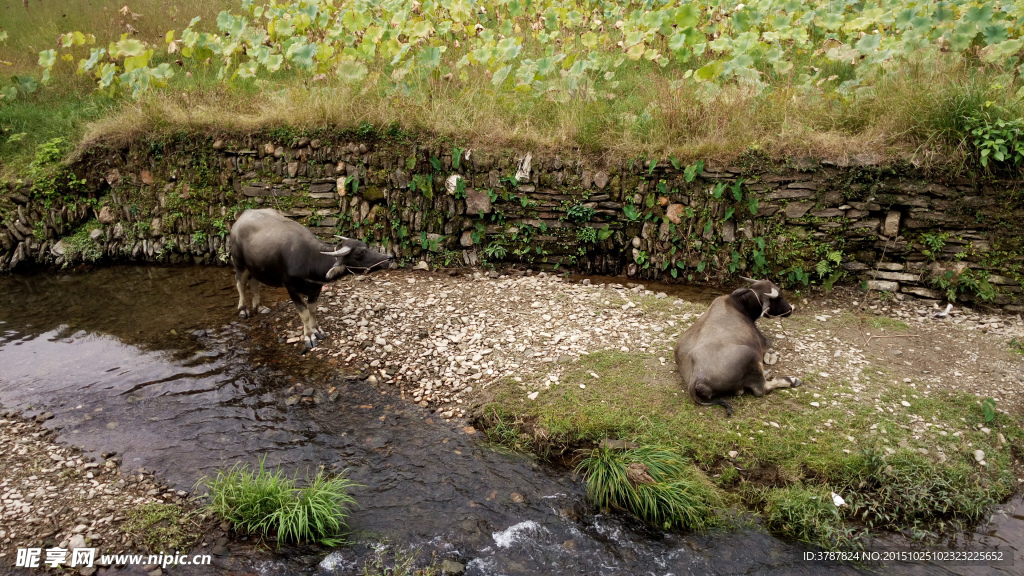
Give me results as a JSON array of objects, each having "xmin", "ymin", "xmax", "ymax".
[
  {"xmin": 735, "ymin": 276, "xmax": 793, "ymax": 319},
  {"xmin": 321, "ymin": 237, "xmax": 392, "ymax": 280}
]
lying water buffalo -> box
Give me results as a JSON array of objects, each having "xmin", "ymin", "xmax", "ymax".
[
  {"xmin": 673, "ymin": 277, "xmax": 800, "ymax": 416},
  {"xmin": 230, "ymin": 208, "xmax": 391, "ymax": 350}
]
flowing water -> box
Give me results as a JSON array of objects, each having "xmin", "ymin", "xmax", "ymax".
[{"xmin": 0, "ymin": 266, "xmax": 1019, "ymax": 575}]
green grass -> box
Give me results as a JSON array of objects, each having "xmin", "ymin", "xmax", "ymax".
[
  {"xmin": 361, "ymin": 545, "xmax": 441, "ymax": 576},
  {"xmin": 198, "ymin": 458, "xmax": 358, "ymax": 547},
  {"xmin": 478, "ymin": 348, "xmax": 1023, "ymax": 547},
  {"xmin": 867, "ymin": 316, "xmax": 912, "ymax": 332},
  {"xmin": 1010, "ymin": 338, "xmax": 1024, "ymax": 356},
  {"xmin": 751, "ymin": 484, "xmax": 858, "ymax": 550},
  {"xmin": 122, "ymin": 502, "xmax": 202, "ymax": 553},
  {"xmin": 61, "ymin": 220, "xmax": 104, "ymax": 264},
  {"xmin": 576, "ymin": 446, "xmax": 722, "ymax": 531}
]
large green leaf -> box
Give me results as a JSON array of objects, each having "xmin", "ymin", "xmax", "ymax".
[
  {"xmin": 287, "ymin": 41, "xmax": 318, "ymax": 69},
  {"xmin": 962, "ymin": 5, "xmax": 993, "ymax": 27},
  {"xmin": 409, "ymin": 20, "xmax": 433, "ymax": 38},
  {"xmin": 336, "ymin": 60, "xmax": 369, "ymax": 82},
  {"xmin": 13, "ymin": 75, "xmax": 37, "ymax": 94},
  {"xmin": 416, "ymin": 46, "xmax": 443, "ymax": 70},
  {"xmin": 342, "ymin": 10, "xmax": 370, "ymax": 32},
  {"xmin": 675, "ymin": 5, "xmax": 699, "ymax": 28},
  {"xmin": 37, "ymin": 49, "xmax": 56, "ymax": 69},
  {"xmin": 78, "ymin": 48, "xmax": 107, "ymax": 74},
  {"xmin": 491, "ymin": 64, "xmax": 511, "ymax": 86},
  {"xmin": 115, "ymin": 38, "xmax": 146, "ymax": 58},
  {"xmin": 982, "ymin": 23, "xmax": 1009, "ymax": 46},
  {"xmin": 855, "ymin": 33, "xmax": 881, "ymax": 54}
]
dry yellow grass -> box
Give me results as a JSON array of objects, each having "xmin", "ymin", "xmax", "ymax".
[{"xmin": 77, "ymin": 60, "xmax": 985, "ymax": 168}]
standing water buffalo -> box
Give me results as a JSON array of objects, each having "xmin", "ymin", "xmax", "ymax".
[
  {"xmin": 673, "ymin": 277, "xmax": 801, "ymax": 416},
  {"xmin": 230, "ymin": 208, "xmax": 392, "ymax": 350}
]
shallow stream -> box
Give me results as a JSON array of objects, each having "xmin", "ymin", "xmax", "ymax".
[{"xmin": 0, "ymin": 266, "xmax": 1018, "ymax": 575}]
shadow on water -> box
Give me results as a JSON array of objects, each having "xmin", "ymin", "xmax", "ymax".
[{"xmin": 0, "ymin": 266, "xmax": 1018, "ymax": 575}]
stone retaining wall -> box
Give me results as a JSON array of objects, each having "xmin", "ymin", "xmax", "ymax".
[{"xmin": 2, "ymin": 135, "xmax": 1023, "ymax": 309}]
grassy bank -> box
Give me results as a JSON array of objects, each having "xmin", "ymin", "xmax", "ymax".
[
  {"xmin": 3, "ymin": 0, "xmax": 1024, "ymax": 177},
  {"xmin": 477, "ymin": 304, "xmax": 1024, "ymax": 549}
]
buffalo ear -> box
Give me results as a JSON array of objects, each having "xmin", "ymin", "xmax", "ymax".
[{"xmin": 730, "ymin": 287, "xmax": 769, "ymax": 319}]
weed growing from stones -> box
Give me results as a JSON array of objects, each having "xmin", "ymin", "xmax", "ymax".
[{"xmin": 122, "ymin": 502, "xmax": 202, "ymax": 553}]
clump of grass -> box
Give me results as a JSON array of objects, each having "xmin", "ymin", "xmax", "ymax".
[
  {"xmin": 199, "ymin": 457, "xmax": 357, "ymax": 547},
  {"xmin": 753, "ymin": 484, "xmax": 859, "ymax": 550},
  {"xmin": 576, "ymin": 447, "xmax": 722, "ymax": 531},
  {"xmin": 867, "ymin": 316, "xmax": 911, "ymax": 332},
  {"xmin": 839, "ymin": 449, "xmax": 1003, "ymax": 535},
  {"xmin": 1009, "ymin": 337, "xmax": 1024, "ymax": 356},
  {"xmin": 479, "ymin": 404, "xmax": 540, "ymax": 454},
  {"xmin": 361, "ymin": 544, "xmax": 440, "ymax": 576},
  {"xmin": 122, "ymin": 502, "xmax": 202, "ymax": 552}
]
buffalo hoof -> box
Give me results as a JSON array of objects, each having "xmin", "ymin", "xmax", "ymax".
[
  {"xmin": 786, "ymin": 377, "xmax": 802, "ymax": 388},
  {"xmin": 303, "ymin": 335, "xmax": 319, "ymax": 350},
  {"xmin": 239, "ymin": 309, "xmax": 250, "ymax": 319},
  {"xmin": 258, "ymin": 306, "xmax": 272, "ymax": 314},
  {"xmin": 314, "ymin": 328, "xmax": 327, "ymax": 340}
]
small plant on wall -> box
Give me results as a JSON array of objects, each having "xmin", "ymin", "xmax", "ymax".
[{"xmin": 566, "ymin": 203, "xmax": 596, "ymax": 222}]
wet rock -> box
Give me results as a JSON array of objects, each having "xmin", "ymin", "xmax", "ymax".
[
  {"xmin": 440, "ymin": 559, "xmax": 466, "ymax": 575},
  {"xmin": 285, "ymin": 395, "xmax": 301, "ymax": 406},
  {"xmin": 34, "ymin": 411, "xmax": 54, "ymax": 423}
]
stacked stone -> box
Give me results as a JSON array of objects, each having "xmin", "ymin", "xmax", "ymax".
[{"xmin": 1, "ymin": 141, "xmax": 1022, "ymax": 309}]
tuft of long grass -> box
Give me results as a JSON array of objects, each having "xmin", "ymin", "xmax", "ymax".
[
  {"xmin": 576, "ymin": 446, "xmax": 722, "ymax": 531},
  {"xmin": 752, "ymin": 483, "xmax": 860, "ymax": 550},
  {"xmin": 838, "ymin": 448, "xmax": 1002, "ymax": 534},
  {"xmin": 199, "ymin": 457, "xmax": 358, "ymax": 547}
]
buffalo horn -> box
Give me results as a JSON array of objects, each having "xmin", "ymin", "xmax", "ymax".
[
  {"xmin": 739, "ymin": 276, "xmax": 757, "ymax": 284},
  {"xmin": 767, "ymin": 286, "xmax": 779, "ymax": 299},
  {"xmin": 321, "ymin": 246, "xmax": 353, "ymax": 257},
  {"xmin": 335, "ymin": 235, "xmax": 350, "ymax": 241}
]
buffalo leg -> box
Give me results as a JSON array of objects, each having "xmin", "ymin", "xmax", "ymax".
[
  {"xmin": 286, "ymin": 284, "xmax": 326, "ymax": 351},
  {"xmin": 235, "ymin": 268, "xmax": 251, "ymax": 318},
  {"xmin": 764, "ymin": 377, "xmax": 802, "ymax": 391},
  {"xmin": 305, "ymin": 286, "xmax": 326, "ymax": 340},
  {"xmin": 249, "ymin": 280, "xmax": 270, "ymax": 314},
  {"xmin": 286, "ymin": 288, "xmax": 317, "ymax": 350},
  {"xmin": 747, "ymin": 370, "xmax": 802, "ymax": 397}
]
